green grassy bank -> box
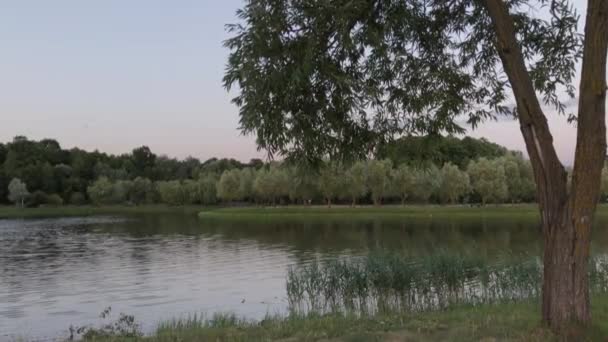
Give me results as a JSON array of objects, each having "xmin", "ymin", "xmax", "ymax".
[
  {"xmin": 79, "ymin": 295, "xmax": 608, "ymax": 341},
  {"xmin": 0, "ymin": 205, "xmax": 204, "ymax": 219},
  {"xmin": 198, "ymin": 204, "xmax": 545, "ymax": 221}
]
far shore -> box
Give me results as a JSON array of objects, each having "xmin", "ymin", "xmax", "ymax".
[{"xmin": 4, "ymin": 203, "xmax": 608, "ymax": 220}]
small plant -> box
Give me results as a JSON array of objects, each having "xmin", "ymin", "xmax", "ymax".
[{"xmin": 68, "ymin": 306, "xmax": 142, "ymax": 340}]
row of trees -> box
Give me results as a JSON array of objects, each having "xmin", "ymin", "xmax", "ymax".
[
  {"xmin": 7, "ymin": 153, "xmax": 541, "ymax": 207},
  {"xmin": 0, "ymin": 135, "xmax": 511, "ymax": 206},
  {"xmin": 214, "ymin": 154, "xmax": 538, "ymax": 206}
]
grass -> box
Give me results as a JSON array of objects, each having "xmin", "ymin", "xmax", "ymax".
[
  {"xmin": 77, "ymin": 296, "xmax": 608, "ymax": 341},
  {"xmin": 198, "ymin": 204, "xmax": 545, "ymax": 223},
  {"xmin": 0, "ymin": 205, "xmax": 204, "ymax": 219},
  {"xmin": 286, "ymin": 252, "xmax": 608, "ymax": 315}
]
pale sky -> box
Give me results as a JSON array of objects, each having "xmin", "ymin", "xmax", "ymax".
[{"xmin": 0, "ymin": 0, "xmax": 592, "ymax": 165}]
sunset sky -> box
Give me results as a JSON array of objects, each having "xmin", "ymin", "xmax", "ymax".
[{"xmin": 0, "ymin": 0, "xmax": 591, "ymax": 165}]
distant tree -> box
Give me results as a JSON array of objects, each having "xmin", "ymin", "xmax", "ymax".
[
  {"xmin": 317, "ymin": 162, "xmax": 344, "ymax": 207},
  {"xmin": 366, "ymin": 160, "xmax": 392, "ymax": 206},
  {"xmin": 218, "ymin": 169, "xmax": 242, "ymax": 202},
  {"xmin": 238, "ymin": 168, "xmax": 256, "ymax": 201},
  {"xmin": 157, "ymin": 180, "xmax": 186, "ymax": 205},
  {"xmin": 377, "ymin": 135, "xmax": 508, "ymax": 169},
  {"xmin": 69, "ymin": 192, "xmax": 87, "ymax": 205},
  {"xmin": 87, "ymin": 177, "xmax": 114, "ymax": 205},
  {"xmin": 287, "ymin": 166, "xmax": 318, "ymax": 205},
  {"xmin": 131, "ymin": 146, "xmax": 156, "ymax": 177},
  {"xmin": 111, "ymin": 180, "xmax": 132, "ymax": 204},
  {"xmin": 410, "ymin": 166, "xmax": 442, "ymax": 203},
  {"xmin": 129, "ymin": 177, "xmax": 154, "ymax": 205},
  {"xmin": 253, "ymin": 168, "xmax": 273, "ymax": 204},
  {"xmin": 391, "ymin": 164, "xmax": 415, "ymax": 205},
  {"xmin": 344, "ymin": 161, "xmax": 368, "ymax": 206},
  {"xmin": 438, "ymin": 163, "xmax": 470, "ymax": 204},
  {"xmin": 467, "ymin": 158, "xmax": 508, "ymax": 205},
  {"xmin": 198, "ymin": 174, "xmax": 218, "ymax": 205}
]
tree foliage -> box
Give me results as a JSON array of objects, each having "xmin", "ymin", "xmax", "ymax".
[
  {"xmin": 438, "ymin": 163, "xmax": 470, "ymax": 204},
  {"xmin": 8, "ymin": 178, "xmax": 29, "ymax": 207},
  {"xmin": 467, "ymin": 158, "xmax": 508, "ymax": 204}
]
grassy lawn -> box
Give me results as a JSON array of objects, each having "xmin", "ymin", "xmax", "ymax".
[
  {"xmin": 0, "ymin": 205, "xmax": 205, "ymax": 219},
  {"xmin": 83, "ymin": 295, "xmax": 608, "ymax": 341}
]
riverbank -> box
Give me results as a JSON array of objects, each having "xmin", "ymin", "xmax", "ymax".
[
  {"xmin": 5, "ymin": 203, "xmax": 608, "ymax": 221},
  {"xmin": 0, "ymin": 205, "xmax": 204, "ymax": 219},
  {"xmin": 199, "ymin": 204, "xmax": 547, "ymax": 222},
  {"xmin": 84, "ymin": 296, "xmax": 608, "ymax": 341}
]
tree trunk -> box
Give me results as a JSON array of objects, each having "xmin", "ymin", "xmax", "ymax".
[
  {"xmin": 327, "ymin": 198, "xmax": 331, "ymax": 208},
  {"xmin": 483, "ymin": 0, "xmax": 608, "ymax": 331},
  {"xmin": 542, "ymin": 210, "xmax": 592, "ymax": 328},
  {"xmin": 351, "ymin": 198, "xmax": 356, "ymax": 207}
]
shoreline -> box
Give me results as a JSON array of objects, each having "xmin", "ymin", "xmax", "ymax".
[{"xmin": 74, "ymin": 296, "xmax": 608, "ymax": 341}]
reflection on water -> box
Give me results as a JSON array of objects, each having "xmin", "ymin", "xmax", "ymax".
[{"xmin": 1, "ymin": 212, "xmax": 607, "ymax": 340}]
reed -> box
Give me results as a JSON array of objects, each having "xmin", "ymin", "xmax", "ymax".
[{"xmin": 286, "ymin": 252, "xmax": 607, "ymax": 315}]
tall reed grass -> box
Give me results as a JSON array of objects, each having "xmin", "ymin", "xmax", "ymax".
[{"xmin": 287, "ymin": 251, "xmax": 608, "ymax": 315}]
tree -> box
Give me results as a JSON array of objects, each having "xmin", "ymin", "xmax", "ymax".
[
  {"xmin": 130, "ymin": 177, "xmax": 155, "ymax": 205},
  {"xmin": 391, "ymin": 164, "xmax": 415, "ymax": 205},
  {"xmin": 87, "ymin": 177, "xmax": 114, "ymax": 205},
  {"xmin": 238, "ymin": 168, "xmax": 256, "ymax": 201},
  {"xmin": 8, "ymin": 178, "xmax": 29, "ymax": 207},
  {"xmin": 317, "ymin": 162, "xmax": 344, "ymax": 207},
  {"xmin": 410, "ymin": 166, "xmax": 442, "ymax": 203},
  {"xmin": 224, "ymin": 0, "xmax": 608, "ymax": 328},
  {"xmin": 157, "ymin": 180, "xmax": 186, "ymax": 205},
  {"xmin": 499, "ymin": 154, "xmax": 536, "ymax": 203},
  {"xmin": 198, "ymin": 174, "xmax": 218, "ymax": 205},
  {"xmin": 218, "ymin": 169, "xmax": 242, "ymax": 202},
  {"xmin": 344, "ymin": 161, "xmax": 368, "ymax": 206},
  {"xmin": 366, "ymin": 160, "xmax": 392, "ymax": 206},
  {"xmin": 287, "ymin": 166, "xmax": 318, "ymax": 205},
  {"xmin": 467, "ymin": 158, "xmax": 508, "ymax": 205},
  {"xmin": 253, "ymin": 168, "xmax": 271, "ymax": 204},
  {"xmin": 438, "ymin": 163, "xmax": 470, "ymax": 204}
]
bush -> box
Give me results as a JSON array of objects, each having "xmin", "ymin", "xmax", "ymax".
[
  {"xmin": 45, "ymin": 194, "xmax": 64, "ymax": 206},
  {"xmin": 69, "ymin": 192, "xmax": 87, "ymax": 205},
  {"xmin": 27, "ymin": 190, "xmax": 48, "ymax": 207}
]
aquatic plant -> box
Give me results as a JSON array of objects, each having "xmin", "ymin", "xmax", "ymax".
[{"xmin": 286, "ymin": 252, "xmax": 608, "ymax": 315}]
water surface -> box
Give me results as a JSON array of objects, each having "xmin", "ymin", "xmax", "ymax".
[{"xmin": 1, "ymin": 211, "xmax": 607, "ymax": 341}]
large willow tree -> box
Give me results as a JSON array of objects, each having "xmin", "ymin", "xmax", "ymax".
[{"xmin": 224, "ymin": 0, "xmax": 607, "ymax": 330}]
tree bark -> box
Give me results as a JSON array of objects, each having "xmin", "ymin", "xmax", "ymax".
[{"xmin": 483, "ymin": 0, "xmax": 608, "ymax": 331}]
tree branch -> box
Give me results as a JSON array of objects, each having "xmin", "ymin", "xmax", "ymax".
[{"xmin": 482, "ymin": 0, "xmax": 568, "ymax": 224}]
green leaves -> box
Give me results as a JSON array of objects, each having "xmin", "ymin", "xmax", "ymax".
[{"xmin": 225, "ymin": 0, "xmax": 581, "ymax": 163}]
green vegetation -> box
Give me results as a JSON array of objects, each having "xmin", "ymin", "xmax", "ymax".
[
  {"xmin": 74, "ymin": 296, "xmax": 608, "ymax": 341},
  {"xmin": 286, "ymin": 252, "xmax": 607, "ymax": 315},
  {"xmin": 0, "ymin": 135, "xmax": 545, "ymax": 209}
]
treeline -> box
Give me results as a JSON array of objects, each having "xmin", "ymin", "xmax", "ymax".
[
  {"xmin": 214, "ymin": 154, "xmax": 537, "ymax": 206},
  {"xmin": 0, "ymin": 136, "xmax": 260, "ymax": 206},
  {"xmin": 1, "ymin": 135, "xmax": 542, "ymax": 207}
]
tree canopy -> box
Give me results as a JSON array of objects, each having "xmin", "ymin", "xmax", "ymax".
[{"xmin": 224, "ymin": 0, "xmax": 579, "ymax": 164}]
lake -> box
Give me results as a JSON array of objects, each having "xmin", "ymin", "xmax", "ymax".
[{"xmin": 2, "ymin": 210, "xmax": 608, "ymax": 341}]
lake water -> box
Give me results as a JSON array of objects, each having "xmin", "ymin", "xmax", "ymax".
[{"xmin": 1, "ymin": 211, "xmax": 608, "ymax": 341}]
